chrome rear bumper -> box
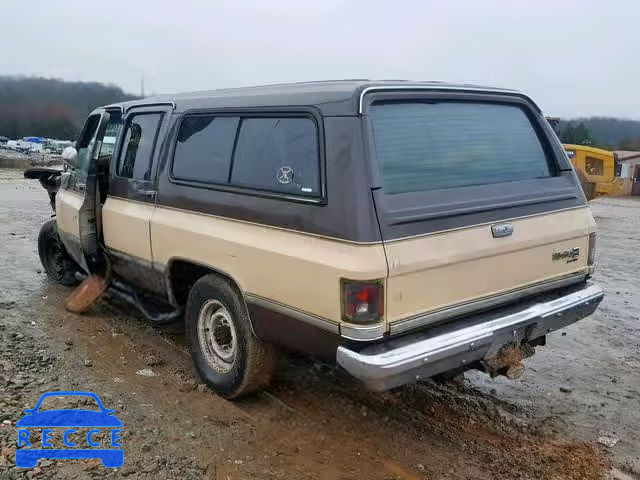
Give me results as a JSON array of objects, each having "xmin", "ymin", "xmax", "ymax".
[{"xmin": 336, "ymin": 283, "xmax": 603, "ymax": 391}]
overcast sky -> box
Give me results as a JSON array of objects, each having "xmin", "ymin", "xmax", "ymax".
[{"xmin": 1, "ymin": 0, "xmax": 638, "ymax": 118}]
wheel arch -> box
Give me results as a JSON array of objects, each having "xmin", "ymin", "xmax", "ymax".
[{"xmin": 165, "ymin": 257, "xmax": 248, "ymax": 310}]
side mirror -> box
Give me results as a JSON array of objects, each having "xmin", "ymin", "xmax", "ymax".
[{"xmin": 61, "ymin": 146, "xmax": 78, "ymax": 169}]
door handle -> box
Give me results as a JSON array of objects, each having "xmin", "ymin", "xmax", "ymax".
[{"xmin": 141, "ymin": 190, "xmax": 156, "ymax": 200}]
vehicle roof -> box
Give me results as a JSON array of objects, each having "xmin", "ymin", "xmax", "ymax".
[{"xmin": 105, "ymin": 80, "xmax": 529, "ymax": 116}]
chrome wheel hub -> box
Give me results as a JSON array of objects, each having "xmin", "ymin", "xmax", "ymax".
[{"xmin": 197, "ymin": 300, "xmax": 237, "ymax": 373}]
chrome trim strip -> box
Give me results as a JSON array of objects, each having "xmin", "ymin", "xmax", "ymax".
[
  {"xmin": 337, "ymin": 283, "xmax": 604, "ymax": 391},
  {"xmin": 389, "ymin": 272, "xmax": 587, "ymax": 335},
  {"xmin": 358, "ymin": 85, "xmax": 527, "ymax": 114},
  {"xmin": 244, "ymin": 293, "xmax": 340, "ymax": 335},
  {"xmin": 149, "ymin": 200, "xmax": 383, "ymax": 246},
  {"xmin": 340, "ymin": 323, "xmax": 385, "ymax": 341},
  {"xmin": 141, "ymin": 197, "xmax": 585, "ymax": 247},
  {"xmin": 244, "ymin": 293, "xmax": 386, "ymax": 340}
]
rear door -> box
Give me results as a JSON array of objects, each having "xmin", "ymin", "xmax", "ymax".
[
  {"xmin": 103, "ymin": 106, "xmax": 171, "ymax": 264},
  {"xmin": 364, "ymin": 92, "xmax": 593, "ymax": 331}
]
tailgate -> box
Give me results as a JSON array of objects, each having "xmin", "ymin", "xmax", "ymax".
[
  {"xmin": 364, "ymin": 92, "xmax": 593, "ymax": 330},
  {"xmin": 381, "ymin": 207, "xmax": 592, "ymax": 326}
]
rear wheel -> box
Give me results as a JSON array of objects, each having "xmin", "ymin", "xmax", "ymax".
[
  {"xmin": 185, "ymin": 274, "xmax": 275, "ymax": 398},
  {"xmin": 37, "ymin": 219, "xmax": 79, "ymax": 286}
]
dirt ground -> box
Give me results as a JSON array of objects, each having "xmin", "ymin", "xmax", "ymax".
[{"xmin": 0, "ymin": 168, "xmax": 638, "ymax": 480}]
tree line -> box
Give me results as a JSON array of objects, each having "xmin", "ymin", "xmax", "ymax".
[
  {"xmin": 557, "ymin": 117, "xmax": 640, "ymax": 151},
  {"xmin": 0, "ymin": 76, "xmax": 138, "ymax": 140},
  {"xmin": 1, "ymin": 76, "xmax": 639, "ymax": 152}
]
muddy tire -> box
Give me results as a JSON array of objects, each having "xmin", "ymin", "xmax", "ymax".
[
  {"xmin": 37, "ymin": 219, "xmax": 79, "ymax": 286},
  {"xmin": 185, "ymin": 274, "xmax": 275, "ymax": 398}
]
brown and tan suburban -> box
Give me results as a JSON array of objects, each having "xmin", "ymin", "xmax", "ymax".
[{"xmin": 28, "ymin": 81, "xmax": 604, "ymax": 398}]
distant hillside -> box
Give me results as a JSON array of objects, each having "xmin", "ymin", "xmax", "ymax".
[
  {"xmin": 558, "ymin": 117, "xmax": 640, "ymax": 150},
  {"xmin": 0, "ymin": 76, "xmax": 138, "ymax": 140}
]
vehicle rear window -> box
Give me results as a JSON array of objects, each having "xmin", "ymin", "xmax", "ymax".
[
  {"xmin": 173, "ymin": 116, "xmax": 239, "ymax": 183},
  {"xmin": 230, "ymin": 117, "xmax": 320, "ymax": 197},
  {"xmin": 370, "ymin": 102, "xmax": 551, "ymax": 194}
]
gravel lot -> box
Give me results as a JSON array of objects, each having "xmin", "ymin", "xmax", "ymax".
[{"xmin": 0, "ymin": 169, "xmax": 638, "ymax": 479}]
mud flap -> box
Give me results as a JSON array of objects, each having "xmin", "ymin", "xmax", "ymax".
[{"xmin": 65, "ymin": 275, "xmax": 110, "ymax": 313}]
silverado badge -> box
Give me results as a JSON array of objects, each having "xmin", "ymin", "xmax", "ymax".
[{"xmin": 552, "ymin": 247, "xmax": 580, "ymax": 263}]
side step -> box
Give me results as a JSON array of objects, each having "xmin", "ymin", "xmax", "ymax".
[
  {"xmin": 71, "ymin": 273, "xmax": 183, "ymax": 325},
  {"xmin": 108, "ymin": 279, "xmax": 183, "ymax": 325}
]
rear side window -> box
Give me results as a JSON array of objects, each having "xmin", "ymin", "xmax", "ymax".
[
  {"xmin": 231, "ymin": 118, "xmax": 320, "ymax": 196},
  {"xmin": 118, "ymin": 113, "xmax": 163, "ymax": 180},
  {"xmin": 173, "ymin": 116, "xmax": 239, "ymax": 183},
  {"xmin": 370, "ymin": 102, "xmax": 551, "ymax": 194}
]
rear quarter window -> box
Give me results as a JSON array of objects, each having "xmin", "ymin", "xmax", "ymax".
[
  {"xmin": 370, "ymin": 102, "xmax": 552, "ymax": 194},
  {"xmin": 230, "ymin": 117, "xmax": 320, "ymax": 197}
]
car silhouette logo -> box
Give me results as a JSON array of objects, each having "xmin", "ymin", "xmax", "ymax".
[{"xmin": 15, "ymin": 391, "xmax": 123, "ymax": 468}]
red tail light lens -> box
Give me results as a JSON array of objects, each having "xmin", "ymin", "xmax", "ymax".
[{"xmin": 341, "ymin": 280, "xmax": 384, "ymax": 324}]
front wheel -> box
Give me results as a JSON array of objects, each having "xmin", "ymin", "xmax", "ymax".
[
  {"xmin": 186, "ymin": 274, "xmax": 275, "ymax": 398},
  {"xmin": 37, "ymin": 219, "xmax": 79, "ymax": 286}
]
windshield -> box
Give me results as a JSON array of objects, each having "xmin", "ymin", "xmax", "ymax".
[{"xmin": 369, "ymin": 101, "xmax": 552, "ymax": 194}]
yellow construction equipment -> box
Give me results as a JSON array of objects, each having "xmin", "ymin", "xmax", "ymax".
[
  {"xmin": 546, "ymin": 117, "xmax": 622, "ymax": 200},
  {"xmin": 563, "ymin": 144, "xmax": 623, "ymax": 200}
]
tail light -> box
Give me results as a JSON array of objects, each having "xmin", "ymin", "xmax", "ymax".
[
  {"xmin": 341, "ymin": 280, "xmax": 384, "ymax": 324},
  {"xmin": 588, "ymin": 233, "xmax": 597, "ymax": 267}
]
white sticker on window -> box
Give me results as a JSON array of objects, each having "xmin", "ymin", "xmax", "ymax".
[{"xmin": 276, "ymin": 166, "xmax": 294, "ymax": 184}]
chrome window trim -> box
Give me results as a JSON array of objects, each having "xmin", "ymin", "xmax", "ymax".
[
  {"xmin": 358, "ymin": 85, "xmax": 526, "ymax": 114},
  {"xmin": 389, "ymin": 272, "xmax": 588, "ymax": 335}
]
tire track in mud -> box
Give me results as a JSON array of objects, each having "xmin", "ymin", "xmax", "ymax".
[
  {"xmin": 76, "ymin": 296, "xmax": 432, "ymax": 479},
  {"xmin": 33, "ymin": 288, "xmax": 609, "ymax": 479}
]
